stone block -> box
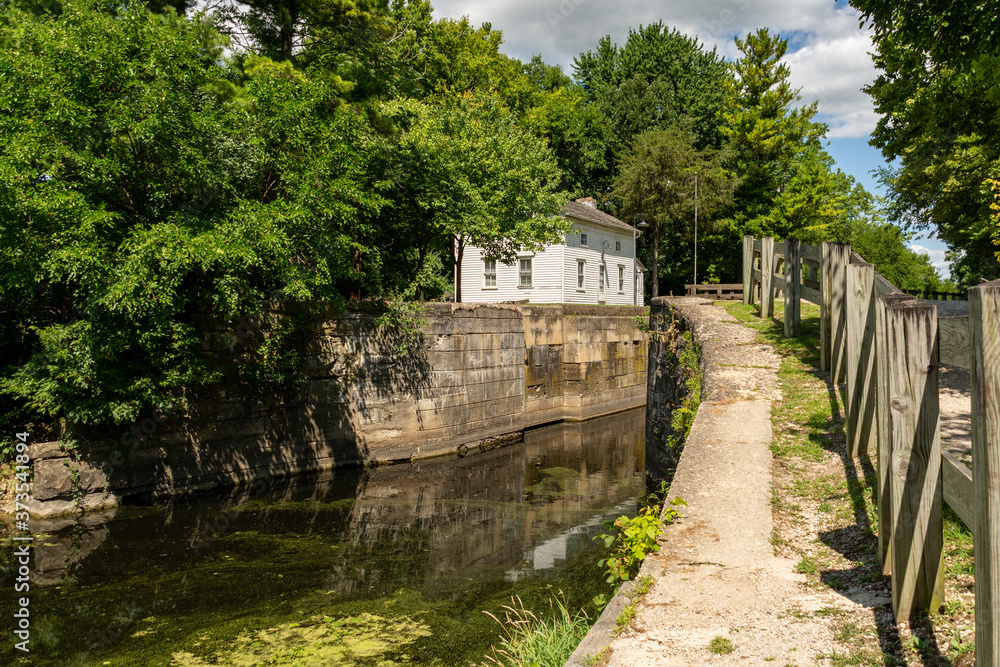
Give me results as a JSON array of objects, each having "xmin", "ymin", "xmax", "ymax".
[
  {"xmin": 30, "ymin": 441, "xmax": 64, "ymax": 461},
  {"xmin": 33, "ymin": 458, "xmax": 72, "ymax": 500}
]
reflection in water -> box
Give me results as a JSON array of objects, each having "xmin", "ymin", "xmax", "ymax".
[{"xmin": 10, "ymin": 408, "xmax": 645, "ymax": 666}]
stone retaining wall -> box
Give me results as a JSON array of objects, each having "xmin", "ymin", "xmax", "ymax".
[{"xmin": 29, "ymin": 303, "xmax": 647, "ymax": 517}]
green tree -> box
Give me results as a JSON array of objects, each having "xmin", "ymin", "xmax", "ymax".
[
  {"xmin": 0, "ymin": 1, "xmax": 382, "ymax": 428},
  {"xmin": 722, "ymin": 28, "xmax": 827, "ymax": 225},
  {"xmin": 573, "ymin": 22, "xmax": 730, "ymax": 193},
  {"xmin": 613, "ymin": 124, "xmax": 735, "ymax": 298},
  {"xmin": 378, "ymin": 94, "xmax": 569, "ymax": 302},
  {"xmin": 850, "ymin": 0, "xmax": 1000, "ymax": 286}
]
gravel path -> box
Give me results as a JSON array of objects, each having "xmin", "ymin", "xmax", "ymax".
[
  {"xmin": 940, "ymin": 364, "xmax": 973, "ymax": 466},
  {"xmin": 602, "ymin": 302, "xmax": 860, "ymax": 666}
]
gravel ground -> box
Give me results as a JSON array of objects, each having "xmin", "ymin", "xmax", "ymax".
[{"xmin": 939, "ymin": 365, "xmax": 973, "ymax": 466}]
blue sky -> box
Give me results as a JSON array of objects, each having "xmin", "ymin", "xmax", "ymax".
[{"xmin": 430, "ymin": 0, "xmax": 952, "ymax": 277}]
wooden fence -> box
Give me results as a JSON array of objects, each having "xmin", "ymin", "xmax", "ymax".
[
  {"xmin": 902, "ymin": 288, "xmax": 968, "ymax": 301},
  {"xmin": 743, "ymin": 235, "xmax": 1000, "ymax": 663},
  {"xmin": 684, "ymin": 284, "xmax": 744, "ymax": 300}
]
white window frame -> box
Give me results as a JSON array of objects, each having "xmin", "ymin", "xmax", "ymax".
[
  {"xmin": 483, "ymin": 259, "xmax": 497, "ymax": 288},
  {"xmin": 519, "ymin": 258, "xmax": 532, "ymax": 288},
  {"xmin": 580, "ymin": 232, "xmax": 588, "ymax": 247},
  {"xmin": 618, "ymin": 265, "xmax": 625, "ymax": 292},
  {"xmin": 599, "ymin": 264, "xmax": 606, "ymax": 296},
  {"xmin": 577, "ymin": 259, "xmax": 585, "ymax": 290},
  {"xmin": 616, "ymin": 240, "xmax": 622, "ymax": 252}
]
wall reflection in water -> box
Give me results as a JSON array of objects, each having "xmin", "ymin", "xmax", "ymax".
[{"xmin": 18, "ymin": 408, "xmax": 645, "ymax": 665}]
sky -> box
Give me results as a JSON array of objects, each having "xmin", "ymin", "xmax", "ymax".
[{"xmin": 429, "ymin": 0, "xmax": 952, "ymax": 277}]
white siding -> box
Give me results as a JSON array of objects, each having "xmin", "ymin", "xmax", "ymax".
[
  {"xmin": 562, "ymin": 221, "xmax": 640, "ymax": 306},
  {"xmin": 458, "ymin": 215, "xmax": 644, "ymax": 305},
  {"xmin": 459, "ymin": 244, "xmax": 564, "ymax": 303}
]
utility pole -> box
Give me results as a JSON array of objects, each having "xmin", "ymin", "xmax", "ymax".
[{"xmin": 693, "ymin": 172, "xmax": 699, "ymax": 288}]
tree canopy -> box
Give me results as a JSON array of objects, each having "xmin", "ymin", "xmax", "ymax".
[
  {"xmin": 851, "ymin": 0, "xmax": 1000, "ymax": 287},
  {"xmin": 0, "ymin": 0, "xmax": 963, "ymax": 436}
]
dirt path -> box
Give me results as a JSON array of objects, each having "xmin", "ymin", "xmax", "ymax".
[{"xmin": 603, "ymin": 302, "xmax": 861, "ymax": 666}]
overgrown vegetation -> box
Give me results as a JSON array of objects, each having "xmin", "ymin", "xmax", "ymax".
[
  {"xmin": 482, "ymin": 593, "xmax": 591, "ymax": 667},
  {"xmin": 724, "ymin": 299, "xmax": 976, "ymax": 666},
  {"xmin": 595, "ymin": 496, "xmax": 686, "ymax": 587},
  {"xmin": 666, "ymin": 330, "xmax": 701, "ymax": 456}
]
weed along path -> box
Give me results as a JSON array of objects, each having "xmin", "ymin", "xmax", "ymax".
[{"xmin": 576, "ymin": 297, "xmax": 945, "ymax": 666}]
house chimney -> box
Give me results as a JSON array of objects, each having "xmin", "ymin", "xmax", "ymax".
[{"xmin": 576, "ymin": 197, "xmax": 598, "ymax": 208}]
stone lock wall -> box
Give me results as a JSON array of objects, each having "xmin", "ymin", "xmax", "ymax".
[
  {"xmin": 29, "ymin": 303, "xmax": 647, "ymax": 517},
  {"xmin": 644, "ymin": 299, "xmax": 701, "ymax": 483},
  {"xmin": 522, "ymin": 305, "xmax": 648, "ymax": 426}
]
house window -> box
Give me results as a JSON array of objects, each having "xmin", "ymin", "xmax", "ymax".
[
  {"xmin": 519, "ymin": 258, "xmax": 532, "ymax": 287},
  {"xmin": 616, "ymin": 240, "xmax": 622, "ymax": 252},
  {"xmin": 599, "ymin": 265, "xmax": 605, "ymax": 291},
  {"xmin": 619, "ymin": 265, "xmax": 625, "ymax": 291},
  {"xmin": 484, "ymin": 259, "xmax": 496, "ymax": 287},
  {"xmin": 577, "ymin": 260, "xmax": 585, "ymax": 289},
  {"xmin": 580, "ymin": 233, "xmax": 588, "ymax": 246}
]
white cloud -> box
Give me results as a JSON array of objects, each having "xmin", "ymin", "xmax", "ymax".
[
  {"xmin": 430, "ymin": 0, "xmax": 879, "ymax": 138},
  {"xmin": 909, "ymin": 244, "xmax": 951, "ymax": 278}
]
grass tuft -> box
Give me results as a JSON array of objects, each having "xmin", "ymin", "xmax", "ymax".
[
  {"xmin": 482, "ymin": 592, "xmax": 591, "ymax": 667},
  {"xmin": 709, "ymin": 635, "xmax": 735, "ymax": 655}
]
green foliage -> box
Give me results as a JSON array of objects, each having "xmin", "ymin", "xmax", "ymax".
[
  {"xmin": 378, "ymin": 93, "xmax": 569, "ymax": 301},
  {"xmin": 665, "ymin": 330, "xmax": 701, "ymax": 455},
  {"xmin": 709, "ymin": 636, "xmax": 735, "ymax": 655},
  {"xmin": 0, "ymin": 0, "xmax": 382, "ymax": 426},
  {"xmin": 574, "ymin": 22, "xmax": 730, "ymax": 155},
  {"xmin": 595, "ymin": 496, "xmax": 685, "ymax": 586},
  {"xmin": 723, "ymin": 28, "xmax": 827, "ymax": 221},
  {"xmin": 482, "ymin": 593, "xmax": 592, "ymax": 667},
  {"xmin": 613, "ymin": 123, "xmax": 735, "ymax": 295},
  {"xmin": 851, "ymin": 0, "xmax": 1000, "ymax": 286}
]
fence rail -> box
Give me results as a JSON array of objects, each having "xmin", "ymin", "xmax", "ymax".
[
  {"xmin": 743, "ymin": 236, "xmax": 1000, "ymax": 663},
  {"xmin": 902, "ymin": 289, "xmax": 968, "ymax": 301},
  {"xmin": 684, "ymin": 284, "xmax": 743, "ymax": 300}
]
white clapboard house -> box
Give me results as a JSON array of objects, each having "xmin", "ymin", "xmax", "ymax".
[{"xmin": 458, "ymin": 198, "xmax": 645, "ymax": 305}]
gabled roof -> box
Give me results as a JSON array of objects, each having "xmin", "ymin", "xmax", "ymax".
[{"xmin": 563, "ymin": 200, "xmax": 641, "ymax": 235}]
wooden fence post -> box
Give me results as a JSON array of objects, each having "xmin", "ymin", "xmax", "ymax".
[
  {"xmin": 784, "ymin": 238, "xmax": 801, "ymax": 338},
  {"xmin": 846, "ymin": 263, "xmax": 875, "ymax": 458},
  {"xmin": 829, "ymin": 243, "xmax": 851, "ymax": 383},
  {"xmin": 876, "ymin": 293, "xmax": 916, "ymax": 574},
  {"xmin": 821, "ymin": 242, "xmax": 831, "ymax": 372},
  {"xmin": 760, "ymin": 237, "xmax": 774, "ymax": 319},
  {"xmin": 743, "ymin": 235, "xmax": 754, "ymax": 306},
  {"xmin": 969, "ymin": 278, "xmax": 1000, "ymax": 664},
  {"xmin": 886, "ymin": 300, "xmax": 943, "ymax": 621}
]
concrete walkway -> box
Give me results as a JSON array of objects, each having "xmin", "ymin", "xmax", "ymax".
[{"xmin": 568, "ymin": 298, "xmax": 858, "ymax": 666}]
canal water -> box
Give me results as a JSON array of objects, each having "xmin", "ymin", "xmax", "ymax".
[{"xmin": 10, "ymin": 408, "xmax": 645, "ymax": 666}]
